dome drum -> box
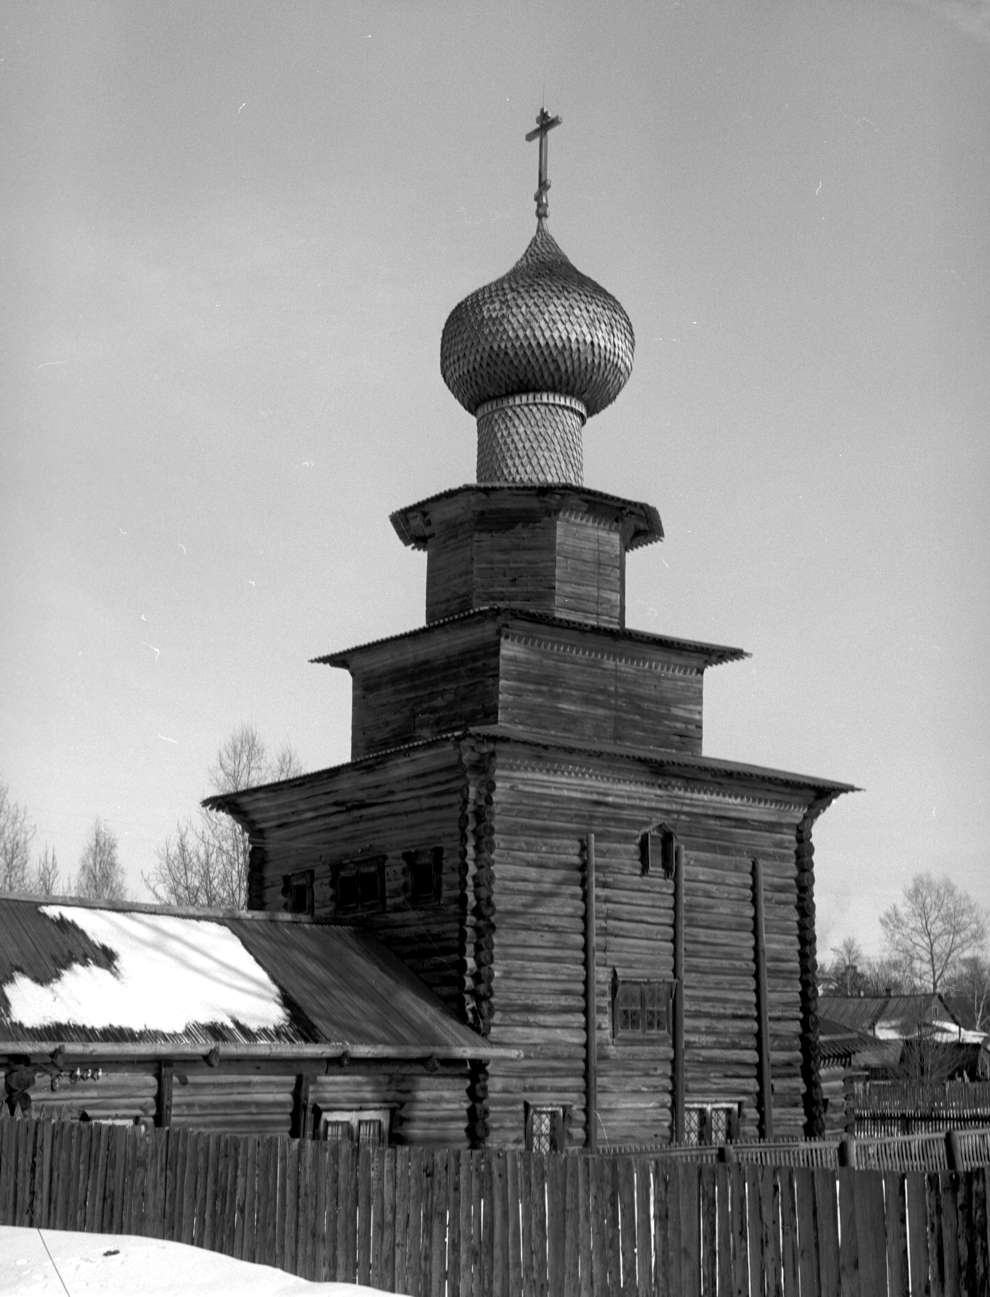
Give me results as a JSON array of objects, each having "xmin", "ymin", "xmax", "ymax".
[{"xmin": 476, "ymin": 392, "xmax": 585, "ymax": 484}]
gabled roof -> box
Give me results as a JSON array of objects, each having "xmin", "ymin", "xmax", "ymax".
[
  {"xmin": 0, "ymin": 897, "xmax": 500, "ymax": 1061},
  {"xmin": 819, "ymin": 993, "xmax": 962, "ymax": 1040}
]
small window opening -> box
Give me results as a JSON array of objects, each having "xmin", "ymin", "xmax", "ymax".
[
  {"xmin": 403, "ymin": 846, "xmax": 443, "ymax": 906},
  {"xmin": 283, "ymin": 869, "xmax": 314, "ymax": 915},
  {"xmin": 639, "ymin": 824, "xmax": 678, "ymax": 877},
  {"xmin": 332, "ymin": 857, "xmax": 386, "ymax": 917}
]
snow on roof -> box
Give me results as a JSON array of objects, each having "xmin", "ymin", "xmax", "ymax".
[
  {"xmin": 0, "ymin": 896, "xmax": 504, "ymax": 1058},
  {"xmin": 5, "ymin": 906, "xmax": 288, "ymax": 1036}
]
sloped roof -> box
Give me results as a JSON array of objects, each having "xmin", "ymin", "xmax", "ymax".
[
  {"xmin": 0, "ymin": 897, "xmax": 497, "ymax": 1060},
  {"xmin": 819, "ymin": 993, "xmax": 961, "ymax": 1039}
]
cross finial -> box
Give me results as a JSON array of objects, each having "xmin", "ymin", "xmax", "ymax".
[{"xmin": 525, "ymin": 106, "xmax": 562, "ymax": 223}]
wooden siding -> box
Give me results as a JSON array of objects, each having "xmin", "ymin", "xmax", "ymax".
[
  {"xmin": 428, "ymin": 511, "xmax": 560, "ymax": 623},
  {"xmin": 347, "ymin": 621, "xmax": 501, "ymax": 758},
  {"xmin": 554, "ymin": 511, "xmax": 622, "ymax": 626},
  {"xmin": 497, "ymin": 625, "xmax": 705, "ymax": 753},
  {"xmin": 341, "ymin": 614, "xmax": 710, "ymax": 759}
]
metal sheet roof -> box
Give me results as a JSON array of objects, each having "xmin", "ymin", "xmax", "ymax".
[
  {"xmin": 313, "ymin": 605, "xmax": 747, "ymax": 670},
  {"xmin": 0, "ymin": 897, "xmax": 495, "ymax": 1059},
  {"xmin": 819, "ymin": 994, "xmax": 959, "ymax": 1038}
]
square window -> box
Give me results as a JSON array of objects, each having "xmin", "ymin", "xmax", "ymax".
[
  {"xmin": 332, "ymin": 857, "xmax": 386, "ymax": 917},
  {"xmin": 612, "ymin": 974, "xmax": 672, "ymax": 1040}
]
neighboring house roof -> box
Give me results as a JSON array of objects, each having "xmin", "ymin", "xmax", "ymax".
[
  {"xmin": 0, "ymin": 897, "xmax": 500, "ymax": 1061},
  {"xmin": 819, "ymin": 994, "xmax": 962, "ymax": 1041}
]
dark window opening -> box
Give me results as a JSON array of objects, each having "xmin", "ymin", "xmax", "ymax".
[
  {"xmin": 612, "ymin": 972, "xmax": 673, "ymax": 1039},
  {"xmin": 283, "ymin": 869, "xmax": 314, "ymax": 915},
  {"xmin": 526, "ymin": 1104, "xmax": 566, "ymax": 1153},
  {"xmin": 331, "ymin": 857, "xmax": 386, "ymax": 917},
  {"xmin": 639, "ymin": 824, "xmax": 678, "ymax": 877},
  {"xmin": 403, "ymin": 846, "xmax": 443, "ymax": 906}
]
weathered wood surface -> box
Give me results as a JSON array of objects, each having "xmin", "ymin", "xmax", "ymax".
[{"xmin": 4, "ymin": 1119, "xmax": 990, "ymax": 1296}]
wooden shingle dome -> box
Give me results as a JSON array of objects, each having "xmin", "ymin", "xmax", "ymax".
[
  {"xmin": 440, "ymin": 222, "xmax": 635, "ymax": 485},
  {"xmin": 440, "ymin": 222, "xmax": 635, "ymax": 418}
]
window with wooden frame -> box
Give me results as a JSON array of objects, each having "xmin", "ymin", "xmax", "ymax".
[
  {"xmin": 283, "ymin": 869, "xmax": 314, "ymax": 915},
  {"xmin": 639, "ymin": 824, "xmax": 678, "ymax": 877},
  {"xmin": 314, "ymin": 1107, "xmax": 391, "ymax": 1146},
  {"xmin": 684, "ymin": 1103, "xmax": 741, "ymax": 1146},
  {"xmin": 331, "ymin": 856, "xmax": 386, "ymax": 917},
  {"xmin": 611, "ymin": 972, "xmax": 673, "ymax": 1040},
  {"xmin": 402, "ymin": 846, "xmax": 443, "ymax": 906},
  {"xmin": 525, "ymin": 1103, "xmax": 567, "ymax": 1153}
]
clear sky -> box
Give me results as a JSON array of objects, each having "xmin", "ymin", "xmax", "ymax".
[{"xmin": 2, "ymin": 0, "xmax": 988, "ymax": 959}]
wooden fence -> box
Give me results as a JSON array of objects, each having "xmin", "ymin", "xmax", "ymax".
[
  {"xmin": 852, "ymin": 1081, "xmax": 990, "ymax": 1138},
  {"xmin": 2, "ymin": 1119, "xmax": 990, "ymax": 1295}
]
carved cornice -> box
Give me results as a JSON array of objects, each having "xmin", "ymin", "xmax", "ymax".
[
  {"xmin": 501, "ymin": 629, "xmax": 703, "ymax": 677},
  {"xmin": 494, "ymin": 757, "xmax": 811, "ymax": 813}
]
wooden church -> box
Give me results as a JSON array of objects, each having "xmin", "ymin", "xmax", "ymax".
[{"xmin": 208, "ymin": 111, "xmax": 854, "ymax": 1151}]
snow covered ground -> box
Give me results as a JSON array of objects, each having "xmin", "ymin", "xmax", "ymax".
[{"xmin": 0, "ymin": 1228, "xmax": 406, "ymax": 1296}]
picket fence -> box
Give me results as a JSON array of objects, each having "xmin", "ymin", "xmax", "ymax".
[
  {"xmin": 2, "ymin": 1118, "xmax": 990, "ymax": 1296},
  {"xmin": 852, "ymin": 1081, "xmax": 990, "ymax": 1139}
]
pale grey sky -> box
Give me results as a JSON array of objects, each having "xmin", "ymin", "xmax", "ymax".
[{"xmin": 2, "ymin": 0, "xmax": 988, "ymax": 958}]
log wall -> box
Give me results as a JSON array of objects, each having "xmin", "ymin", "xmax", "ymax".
[
  {"xmin": 253, "ymin": 745, "xmax": 469, "ymax": 1016},
  {"xmin": 483, "ymin": 747, "xmax": 815, "ymax": 1149}
]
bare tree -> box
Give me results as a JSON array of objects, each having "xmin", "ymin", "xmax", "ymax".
[
  {"xmin": 944, "ymin": 955, "xmax": 990, "ymax": 1032},
  {"xmin": 31, "ymin": 844, "xmax": 62, "ymax": 896},
  {"xmin": 0, "ymin": 780, "xmax": 35, "ymax": 893},
  {"xmin": 879, "ymin": 872, "xmax": 988, "ymax": 994},
  {"xmin": 144, "ymin": 725, "xmax": 301, "ymax": 909},
  {"xmin": 77, "ymin": 819, "xmax": 126, "ymax": 901}
]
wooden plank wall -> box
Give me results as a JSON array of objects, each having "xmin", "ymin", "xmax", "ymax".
[
  {"xmin": 3, "ymin": 1119, "xmax": 990, "ymax": 1296},
  {"xmin": 497, "ymin": 629, "xmax": 705, "ymax": 753},
  {"xmin": 488, "ymin": 752, "xmax": 813, "ymax": 1148},
  {"xmin": 552, "ymin": 512, "xmax": 623, "ymax": 626},
  {"xmin": 348, "ymin": 623, "xmax": 501, "ymax": 757}
]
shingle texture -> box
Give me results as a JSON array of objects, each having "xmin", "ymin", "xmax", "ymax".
[{"xmin": 440, "ymin": 222, "xmax": 635, "ymax": 418}]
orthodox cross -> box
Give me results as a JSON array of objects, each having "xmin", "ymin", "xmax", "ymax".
[{"xmin": 526, "ymin": 107, "xmax": 562, "ymax": 222}]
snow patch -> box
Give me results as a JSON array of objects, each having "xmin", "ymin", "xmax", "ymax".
[
  {"xmin": 3, "ymin": 907, "xmax": 289, "ymax": 1034},
  {"xmin": 0, "ymin": 1226, "xmax": 406, "ymax": 1295}
]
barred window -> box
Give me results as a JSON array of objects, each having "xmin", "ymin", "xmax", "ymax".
[
  {"xmin": 526, "ymin": 1104, "xmax": 566, "ymax": 1153},
  {"xmin": 612, "ymin": 974, "xmax": 673, "ymax": 1039},
  {"xmin": 684, "ymin": 1103, "xmax": 740, "ymax": 1146}
]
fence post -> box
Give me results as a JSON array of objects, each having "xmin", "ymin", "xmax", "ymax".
[
  {"xmin": 945, "ymin": 1129, "xmax": 962, "ymax": 1172},
  {"xmin": 838, "ymin": 1135, "xmax": 857, "ymax": 1169}
]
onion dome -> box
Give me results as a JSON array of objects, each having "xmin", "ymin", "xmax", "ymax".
[
  {"xmin": 440, "ymin": 108, "xmax": 635, "ymax": 485},
  {"xmin": 440, "ymin": 222, "xmax": 635, "ymax": 419}
]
